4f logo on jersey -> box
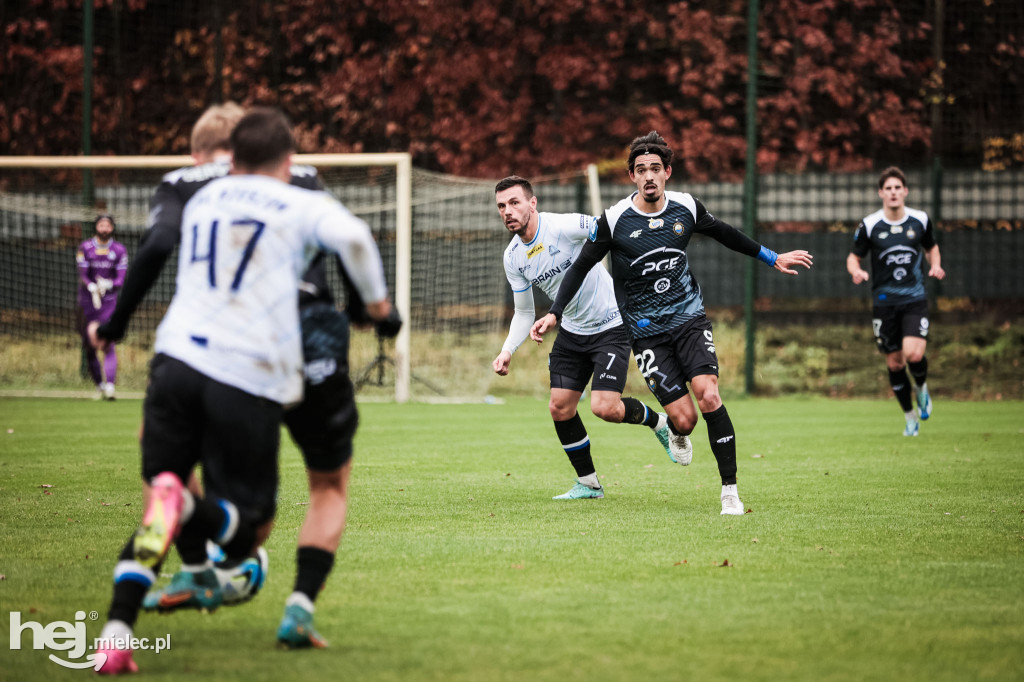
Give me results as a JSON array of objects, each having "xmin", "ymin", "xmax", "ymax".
[
  {"xmin": 526, "ymin": 243, "xmax": 544, "ymax": 259},
  {"xmin": 629, "ymin": 229, "xmax": 643, "ymax": 239},
  {"xmin": 632, "ymin": 246, "xmax": 684, "ymax": 276},
  {"xmin": 648, "ymin": 218, "xmax": 664, "ymax": 229},
  {"xmin": 548, "ymin": 245, "xmax": 561, "ymax": 256}
]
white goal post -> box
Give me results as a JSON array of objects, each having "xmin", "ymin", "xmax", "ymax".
[{"xmin": 0, "ymin": 153, "xmax": 414, "ymax": 402}]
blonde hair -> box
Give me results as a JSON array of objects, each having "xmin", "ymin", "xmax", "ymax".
[{"xmin": 190, "ymin": 102, "xmax": 245, "ymax": 156}]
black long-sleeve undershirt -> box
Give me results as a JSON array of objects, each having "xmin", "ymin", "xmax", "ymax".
[
  {"xmin": 96, "ymin": 185, "xmax": 183, "ymax": 342},
  {"xmin": 548, "ymin": 199, "xmax": 762, "ymax": 322}
]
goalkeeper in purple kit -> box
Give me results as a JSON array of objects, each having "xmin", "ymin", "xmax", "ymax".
[{"xmin": 76, "ymin": 214, "xmax": 128, "ymax": 400}]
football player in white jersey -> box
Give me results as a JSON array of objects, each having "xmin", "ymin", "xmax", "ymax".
[
  {"xmin": 847, "ymin": 166, "xmax": 944, "ymax": 436},
  {"xmin": 492, "ymin": 176, "xmax": 677, "ymax": 500},
  {"xmin": 92, "ymin": 108, "xmax": 392, "ymax": 675}
]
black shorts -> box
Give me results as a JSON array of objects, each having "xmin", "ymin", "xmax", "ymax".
[
  {"xmin": 630, "ymin": 315, "xmax": 720, "ymax": 406},
  {"xmin": 872, "ymin": 300, "xmax": 930, "ymax": 354},
  {"xmin": 548, "ymin": 326, "xmax": 632, "ymax": 393},
  {"xmin": 141, "ymin": 354, "xmax": 281, "ymax": 525},
  {"xmin": 282, "ymin": 303, "xmax": 358, "ymax": 471}
]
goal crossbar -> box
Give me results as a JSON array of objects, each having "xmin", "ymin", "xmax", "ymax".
[{"xmin": 0, "ymin": 152, "xmax": 413, "ymax": 402}]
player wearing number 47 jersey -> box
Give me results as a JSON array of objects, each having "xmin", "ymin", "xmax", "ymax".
[
  {"xmin": 847, "ymin": 166, "xmax": 945, "ymax": 437},
  {"xmin": 91, "ymin": 108, "xmax": 392, "ymax": 675},
  {"xmin": 492, "ymin": 176, "xmax": 674, "ymax": 500},
  {"xmin": 532, "ymin": 132, "xmax": 813, "ymax": 516}
]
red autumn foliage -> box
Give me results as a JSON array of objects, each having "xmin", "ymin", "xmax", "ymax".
[{"xmin": 1, "ymin": 0, "xmax": 1021, "ymax": 178}]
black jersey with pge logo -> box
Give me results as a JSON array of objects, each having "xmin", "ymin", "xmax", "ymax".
[
  {"xmin": 551, "ymin": 191, "xmax": 761, "ymax": 341},
  {"xmin": 852, "ymin": 207, "xmax": 935, "ymax": 307}
]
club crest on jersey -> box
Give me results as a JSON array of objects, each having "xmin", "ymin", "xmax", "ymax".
[
  {"xmin": 648, "ymin": 218, "xmax": 664, "ymax": 229},
  {"xmin": 673, "ymin": 222, "xmax": 684, "ymax": 235},
  {"xmin": 526, "ymin": 243, "xmax": 544, "ymax": 259},
  {"xmin": 629, "ymin": 229, "xmax": 643, "ymax": 239},
  {"xmin": 907, "ymin": 229, "xmax": 916, "ymax": 239}
]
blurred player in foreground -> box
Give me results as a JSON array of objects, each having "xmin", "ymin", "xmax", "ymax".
[
  {"xmin": 94, "ymin": 102, "xmax": 399, "ymax": 653},
  {"xmin": 847, "ymin": 166, "xmax": 944, "ymax": 436},
  {"xmin": 92, "ymin": 108, "xmax": 393, "ymax": 674},
  {"xmin": 533, "ymin": 131, "xmax": 813, "ymax": 516},
  {"xmin": 75, "ymin": 213, "xmax": 127, "ymax": 400},
  {"xmin": 492, "ymin": 175, "xmax": 675, "ymax": 499}
]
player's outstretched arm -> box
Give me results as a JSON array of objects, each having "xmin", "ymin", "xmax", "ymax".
[
  {"xmin": 773, "ymin": 249, "xmax": 814, "ymax": 275},
  {"xmin": 96, "ymin": 184, "xmax": 184, "ymax": 343},
  {"xmin": 530, "ymin": 313, "xmax": 558, "ymax": 343}
]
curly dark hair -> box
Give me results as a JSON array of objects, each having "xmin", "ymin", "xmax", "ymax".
[{"xmin": 628, "ymin": 131, "xmax": 673, "ymax": 172}]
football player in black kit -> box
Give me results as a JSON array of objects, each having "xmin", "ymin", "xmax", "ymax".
[
  {"xmin": 847, "ymin": 166, "xmax": 944, "ymax": 436},
  {"xmin": 91, "ymin": 104, "xmax": 400, "ymax": 655},
  {"xmin": 532, "ymin": 131, "xmax": 813, "ymax": 516}
]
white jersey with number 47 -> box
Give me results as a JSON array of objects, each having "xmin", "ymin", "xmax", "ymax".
[
  {"xmin": 155, "ymin": 174, "xmax": 388, "ymax": 404},
  {"xmin": 503, "ymin": 212, "xmax": 621, "ymax": 335}
]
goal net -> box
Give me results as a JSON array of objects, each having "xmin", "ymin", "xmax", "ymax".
[{"xmin": 0, "ymin": 155, "xmax": 592, "ymax": 401}]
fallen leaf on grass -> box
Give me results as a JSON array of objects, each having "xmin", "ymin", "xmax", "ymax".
[
  {"xmin": 39, "ymin": 484, "xmax": 53, "ymax": 488},
  {"xmin": 745, "ymin": 508, "xmax": 753, "ymax": 513},
  {"xmin": 751, "ymin": 453, "xmax": 763, "ymax": 458},
  {"xmin": 0, "ymin": 574, "xmax": 5, "ymax": 580},
  {"xmin": 751, "ymin": 538, "xmax": 759, "ymax": 543},
  {"xmin": 511, "ymin": 563, "xmax": 524, "ymax": 570},
  {"xmin": 717, "ymin": 559, "xmax": 731, "ymax": 567},
  {"xmin": 673, "ymin": 560, "xmax": 688, "ymax": 566},
  {"xmin": 101, "ymin": 502, "xmax": 112, "ymax": 507},
  {"xmin": 644, "ymin": 464, "xmax": 654, "ymax": 468}
]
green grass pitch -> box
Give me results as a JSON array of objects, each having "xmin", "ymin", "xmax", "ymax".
[{"xmin": 1, "ymin": 396, "xmax": 1022, "ymax": 681}]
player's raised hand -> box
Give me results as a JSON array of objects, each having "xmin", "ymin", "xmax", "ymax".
[
  {"xmin": 492, "ymin": 351, "xmax": 512, "ymax": 376},
  {"xmin": 773, "ymin": 250, "xmax": 814, "ymax": 275},
  {"xmin": 530, "ymin": 313, "xmax": 557, "ymax": 343},
  {"xmin": 851, "ymin": 268, "xmax": 869, "ymax": 285},
  {"xmin": 929, "ymin": 263, "xmax": 946, "ymax": 280}
]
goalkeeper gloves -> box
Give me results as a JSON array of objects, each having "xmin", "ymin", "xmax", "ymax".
[
  {"xmin": 96, "ymin": 277, "xmax": 114, "ymax": 295},
  {"xmin": 375, "ymin": 306, "xmax": 403, "ymax": 339},
  {"xmin": 86, "ymin": 282, "xmax": 101, "ymax": 309}
]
